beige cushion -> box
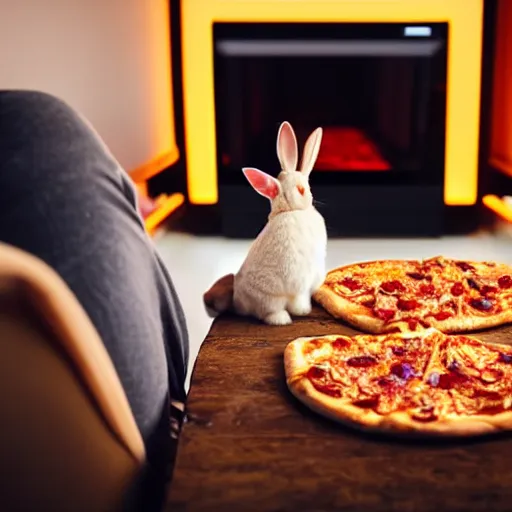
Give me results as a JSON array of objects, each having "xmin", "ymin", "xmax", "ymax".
[{"xmin": 0, "ymin": 243, "xmax": 145, "ymax": 511}]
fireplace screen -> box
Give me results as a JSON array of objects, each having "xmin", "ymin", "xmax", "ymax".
[{"xmin": 214, "ymin": 23, "xmax": 448, "ymax": 186}]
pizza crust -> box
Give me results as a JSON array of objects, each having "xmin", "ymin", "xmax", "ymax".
[
  {"xmin": 285, "ymin": 335, "xmax": 348, "ymax": 380},
  {"xmin": 287, "ymin": 368, "xmax": 512, "ymax": 437},
  {"xmin": 314, "ymin": 280, "xmax": 512, "ymax": 335},
  {"xmin": 284, "ymin": 337, "xmax": 317, "ymax": 380},
  {"xmin": 386, "ymin": 309, "xmax": 512, "ymax": 334},
  {"xmin": 284, "ymin": 336, "xmax": 512, "ymax": 438},
  {"xmin": 435, "ymin": 309, "xmax": 512, "ymax": 333},
  {"xmin": 313, "ymin": 286, "xmax": 385, "ymax": 333}
]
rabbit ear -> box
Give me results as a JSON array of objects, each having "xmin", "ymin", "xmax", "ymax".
[
  {"xmin": 242, "ymin": 167, "xmax": 280, "ymax": 200},
  {"xmin": 300, "ymin": 127, "xmax": 323, "ymax": 177},
  {"xmin": 276, "ymin": 121, "xmax": 298, "ymax": 172}
]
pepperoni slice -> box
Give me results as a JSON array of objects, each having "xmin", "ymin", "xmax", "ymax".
[
  {"xmin": 374, "ymin": 308, "xmax": 395, "ymax": 322},
  {"xmin": 407, "ymin": 319, "xmax": 419, "ymax": 331},
  {"xmin": 481, "ymin": 285, "xmax": 497, "ymax": 296},
  {"xmin": 498, "ymin": 275, "xmax": 512, "ymax": 289},
  {"xmin": 397, "ymin": 298, "xmax": 420, "ymax": 311},
  {"xmin": 438, "ymin": 372, "xmax": 466, "ymax": 390},
  {"xmin": 419, "ymin": 283, "xmax": 435, "ymax": 296},
  {"xmin": 307, "ymin": 366, "xmax": 326, "ymax": 380},
  {"xmin": 346, "ymin": 355, "xmax": 378, "ymax": 367},
  {"xmin": 352, "ymin": 397, "xmax": 379, "ymax": 409},
  {"xmin": 450, "ymin": 282, "xmax": 464, "ymax": 296},
  {"xmin": 433, "ymin": 311, "xmax": 452, "ymax": 321},
  {"xmin": 381, "ymin": 280, "xmax": 405, "ymax": 293},
  {"xmin": 437, "ymin": 373, "xmax": 456, "ymax": 389},
  {"xmin": 332, "ymin": 337, "xmax": 350, "ymax": 350},
  {"xmin": 315, "ymin": 383, "xmax": 342, "ymax": 398},
  {"xmin": 307, "ymin": 366, "xmax": 342, "ymax": 397},
  {"xmin": 472, "ymin": 389, "xmax": 503, "ymax": 400},
  {"xmin": 341, "ymin": 277, "xmax": 362, "ymax": 291},
  {"xmin": 391, "ymin": 346, "xmax": 406, "ymax": 356},
  {"xmin": 361, "ymin": 298, "xmax": 376, "ymax": 308}
]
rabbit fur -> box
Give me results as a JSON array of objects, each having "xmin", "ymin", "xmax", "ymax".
[{"xmin": 204, "ymin": 121, "xmax": 327, "ymax": 325}]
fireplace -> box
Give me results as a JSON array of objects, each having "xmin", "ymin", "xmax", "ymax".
[{"xmin": 180, "ymin": 0, "xmax": 484, "ymax": 238}]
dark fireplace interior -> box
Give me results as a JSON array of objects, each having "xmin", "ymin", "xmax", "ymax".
[{"xmin": 213, "ymin": 22, "xmax": 449, "ymax": 238}]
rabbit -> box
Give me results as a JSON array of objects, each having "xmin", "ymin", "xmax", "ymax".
[{"xmin": 203, "ymin": 121, "xmax": 327, "ymax": 325}]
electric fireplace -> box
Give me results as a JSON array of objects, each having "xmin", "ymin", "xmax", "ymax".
[{"xmin": 180, "ymin": 0, "xmax": 484, "ymax": 238}]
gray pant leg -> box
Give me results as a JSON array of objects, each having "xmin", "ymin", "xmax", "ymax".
[{"xmin": 0, "ymin": 91, "xmax": 189, "ymax": 493}]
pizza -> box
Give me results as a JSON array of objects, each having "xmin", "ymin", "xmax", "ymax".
[
  {"xmin": 313, "ymin": 256, "xmax": 512, "ymax": 334},
  {"xmin": 284, "ymin": 330, "xmax": 512, "ymax": 436}
]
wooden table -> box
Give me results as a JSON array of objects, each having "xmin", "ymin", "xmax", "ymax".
[{"xmin": 167, "ymin": 307, "xmax": 512, "ymax": 511}]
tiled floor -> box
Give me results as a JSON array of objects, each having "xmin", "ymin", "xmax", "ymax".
[{"xmin": 155, "ymin": 228, "xmax": 512, "ymax": 390}]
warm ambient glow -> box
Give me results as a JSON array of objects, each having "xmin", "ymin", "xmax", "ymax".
[
  {"xmin": 129, "ymin": 1, "xmax": 182, "ymax": 232},
  {"xmin": 129, "ymin": 0, "xmax": 179, "ymax": 184},
  {"xmin": 145, "ymin": 193, "xmax": 185, "ymax": 236},
  {"xmin": 181, "ymin": 0, "xmax": 483, "ymax": 206},
  {"xmin": 482, "ymin": 195, "xmax": 512, "ymax": 224}
]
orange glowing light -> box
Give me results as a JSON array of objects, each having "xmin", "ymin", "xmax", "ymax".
[
  {"xmin": 128, "ymin": 1, "xmax": 182, "ymax": 233},
  {"xmin": 482, "ymin": 195, "xmax": 512, "ymax": 224},
  {"xmin": 181, "ymin": 0, "xmax": 483, "ymax": 206},
  {"xmin": 145, "ymin": 193, "xmax": 185, "ymax": 236},
  {"xmin": 128, "ymin": 0, "xmax": 179, "ymax": 186}
]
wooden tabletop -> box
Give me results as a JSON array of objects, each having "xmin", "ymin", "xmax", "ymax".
[{"xmin": 167, "ymin": 306, "xmax": 512, "ymax": 512}]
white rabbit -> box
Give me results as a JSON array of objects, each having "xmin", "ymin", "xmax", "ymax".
[{"xmin": 204, "ymin": 121, "xmax": 327, "ymax": 325}]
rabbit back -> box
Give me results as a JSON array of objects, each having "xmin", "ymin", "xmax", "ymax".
[{"xmin": 233, "ymin": 207, "xmax": 327, "ymax": 318}]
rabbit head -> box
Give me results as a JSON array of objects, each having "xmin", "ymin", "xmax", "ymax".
[{"xmin": 242, "ymin": 121, "xmax": 323, "ymax": 217}]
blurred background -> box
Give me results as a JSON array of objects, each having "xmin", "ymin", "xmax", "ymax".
[{"xmin": 2, "ymin": 0, "xmax": 512, "ymax": 381}]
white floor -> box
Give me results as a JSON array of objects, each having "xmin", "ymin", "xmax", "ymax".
[{"xmin": 155, "ymin": 228, "xmax": 512, "ymax": 390}]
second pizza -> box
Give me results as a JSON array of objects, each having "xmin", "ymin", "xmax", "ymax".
[{"xmin": 314, "ymin": 256, "xmax": 512, "ymax": 333}]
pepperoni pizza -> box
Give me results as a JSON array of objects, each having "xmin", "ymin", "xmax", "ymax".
[
  {"xmin": 313, "ymin": 256, "xmax": 512, "ymax": 334},
  {"xmin": 285, "ymin": 329, "xmax": 512, "ymax": 436}
]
